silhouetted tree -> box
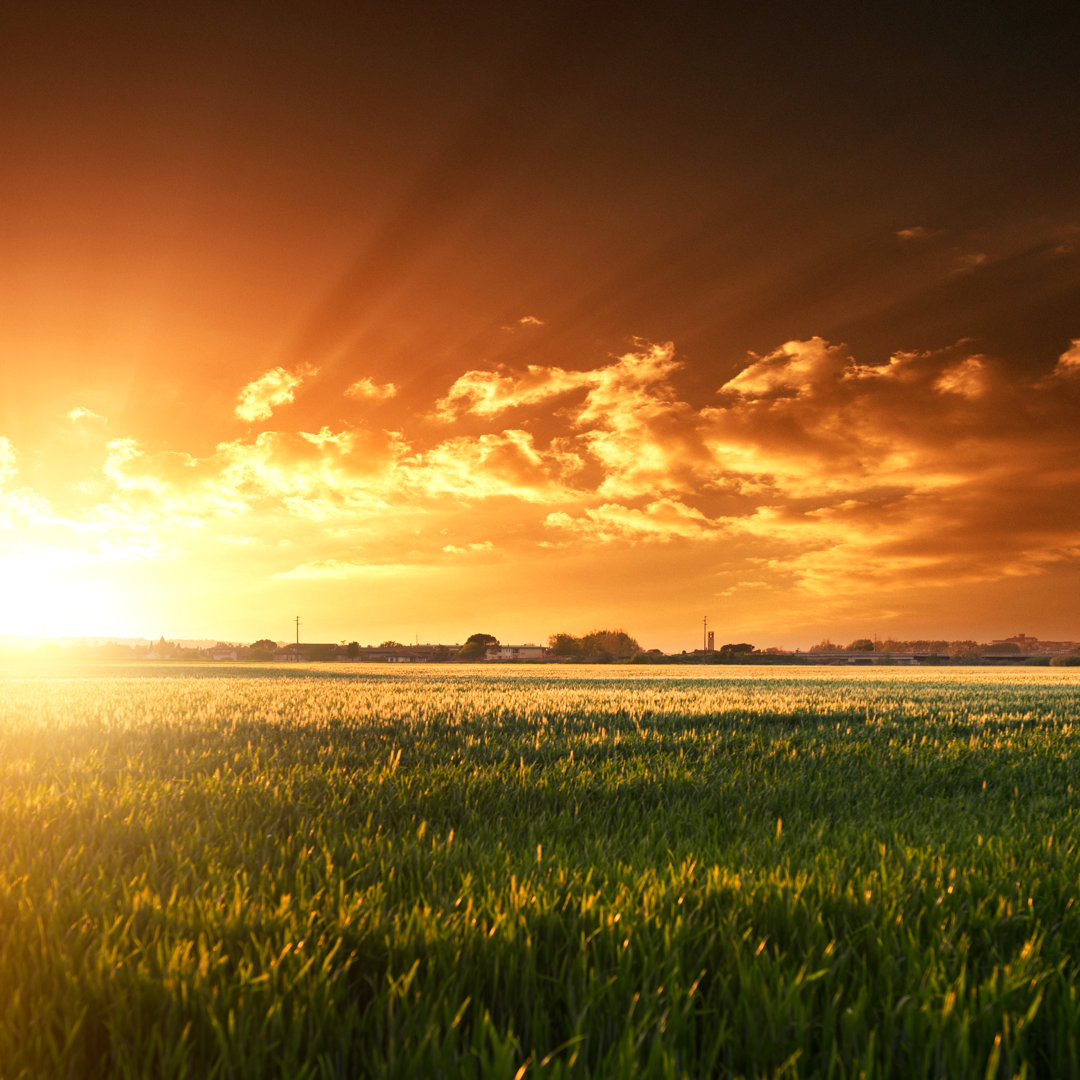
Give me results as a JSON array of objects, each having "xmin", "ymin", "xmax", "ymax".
[
  {"xmin": 719, "ymin": 642, "xmax": 755, "ymax": 655},
  {"xmin": 547, "ymin": 633, "xmax": 584, "ymax": 657},
  {"xmin": 248, "ymin": 638, "xmax": 277, "ymax": 660},
  {"xmin": 456, "ymin": 633, "xmax": 498, "ymax": 659},
  {"xmin": 548, "ymin": 629, "xmax": 640, "ymax": 660}
]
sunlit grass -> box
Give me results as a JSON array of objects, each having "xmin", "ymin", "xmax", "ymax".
[{"xmin": 1, "ymin": 663, "xmax": 1079, "ymax": 1076}]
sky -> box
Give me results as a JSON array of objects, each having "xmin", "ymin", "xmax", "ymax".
[{"xmin": 2, "ymin": 1, "xmax": 1079, "ymax": 650}]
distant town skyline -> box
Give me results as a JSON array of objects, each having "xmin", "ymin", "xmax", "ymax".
[
  {"xmin": 3, "ymin": 627, "xmax": 1077, "ymax": 661},
  {"xmin": 3, "ymin": 4, "xmax": 1079, "ymax": 651}
]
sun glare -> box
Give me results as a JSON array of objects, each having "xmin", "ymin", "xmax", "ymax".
[{"xmin": 0, "ymin": 556, "xmax": 136, "ymax": 640}]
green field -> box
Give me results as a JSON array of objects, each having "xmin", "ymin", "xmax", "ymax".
[{"xmin": 3, "ymin": 664, "xmax": 1080, "ymax": 1078}]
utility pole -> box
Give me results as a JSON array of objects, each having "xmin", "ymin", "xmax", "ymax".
[
  {"xmin": 295, "ymin": 615, "xmax": 300, "ymax": 646},
  {"xmin": 703, "ymin": 614, "xmax": 708, "ymax": 652}
]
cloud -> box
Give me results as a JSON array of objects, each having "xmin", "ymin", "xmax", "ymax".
[
  {"xmin": 273, "ymin": 559, "xmax": 429, "ymax": 580},
  {"xmin": 345, "ymin": 377, "xmax": 398, "ymax": 401},
  {"xmin": 1052, "ymin": 339, "xmax": 1080, "ymax": 377},
  {"xmin": 933, "ymin": 356, "xmax": 988, "ymax": 399},
  {"xmin": 410, "ymin": 429, "xmax": 582, "ymax": 503},
  {"xmin": 720, "ymin": 337, "xmax": 851, "ymax": 399},
  {"xmin": 896, "ymin": 226, "xmax": 942, "ymax": 242},
  {"xmin": 952, "ymin": 251, "xmax": 988, "ymax": 274},
  {"xmin": 697, "ymin": 337, "xmax": 1080, "ymax": 605},
  {"xmin": 545, "ymin": 498, "xmax": 720, "ymax": 543},
  {"xmin": 703, "ymin": 339, "xmax": 1039, "ymax": 497},
  {"xmin": 66, "ymin": 406, "xmax": 106, "ymax": 424},
  {"xmin": 500, "ymin": 314, "xmax": 546, "ymax": 331},
  {"xmin": 235, "ymin": 366, "xmax": 309, "ymax": 422},
  {"xmin": 7, "ymin": 331, "xmax": 1080, "ymax": 639},
  {"xmin": 442, "ymin": 540, "xmax": 495, "ymax": 554},
  {"xmin": 436, "ymin": 364, "xmax": 595, "ymax": 419}
]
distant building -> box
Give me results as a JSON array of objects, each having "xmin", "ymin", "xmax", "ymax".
[
  {"xmin": 990, "ymin": 634, "xmax": 1080, "ymax": 655},
  {"xmin": 347, "ymin": 644, "xmax": 458, "ymax": 663},
  {"xmin": 485, "ymin": 644, "xmax": 546, "ymax": 660}
]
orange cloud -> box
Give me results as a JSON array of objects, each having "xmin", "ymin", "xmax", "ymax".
[
  {"xmin": 1052, "ymin": 339, "xmax": 1080, "ymax": 377},
  {"xmin": 545, "ymin": 498, "xmax": 720, "ymax": 543},
  {"xmin": 345, "ymin": 377, "xmax": 398, "ymax": 401},
  {"xmin": 410, "ymin": 429, "xmax": 581, "ymax": 503},
  {"xmin": 235, "ymin": 366, "xmax": 310, "ymax": 422},
  {"xmin": 435, "ymin": 364, "xmax": 594, "ymax": 419},
  {"xmin": 66, "ymin": 406, "xmax": 106, "ymax": 424},
  {"xmin": 933, "ymin": 356, "xmax": 988, "ymax": 399},
  {"xmin": 896, "ymin": 225, "xmax": 943, "ymax": 241}
]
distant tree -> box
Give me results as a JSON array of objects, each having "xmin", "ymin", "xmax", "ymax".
[
  {"xmin": 380, "ymin": 640, "xmax": 404, "ymax": 648},
  {"xmin": 345, "ymin": 641, "xmax": 360, "ymax": 658},
  {"xmin": 550, "ymin": 629, "xmax": 640, "ymax": 660},
  {"xmin": 547, "ymin": 633, "xmax": 583, "ymax": 658},
  {"xmin": 580, "ymin": 630, "xmax": 640, "ymax": 658},
  {"xmin": 455, "ymin": 633, "xmax": 498, "ymax": 660},
  {"xmin": 1050, "ymin": 653, "xmax": 1080, "ymax": 667},
  {"xmin": 248, "ymin": 637, "xmax": 277, "ymax": 661},
  {"xmin": 630, "ymin": 649, "xmax": 667, "ymax": 664},
  {"xmin": 847, "ymin": 639, "xmax": 875, "ymax": 652},
  {"xmin": 947, "ymin": 640, "xmax": 980, "ymax": 658},
  {"xmin": 950, "ymin": 644, "xmax": 986, "ymax": 664},
  {"xmin": 811, "ymin": 639, "xmax": 840, "ymax": 652},
  {"xmin": 456, "ymin": 641, "xmax": 488, "ymax": 659},
  {"xmin": 989, "ymin": 642, "xmax": 1022, "ymax": 654},
  {"xmin": 303, "ymin": 644, "xmax": 338, "ymax": 661},
  {"xmin": 719, "ymin": 642, "xmax": 755, "ymax": 655}
]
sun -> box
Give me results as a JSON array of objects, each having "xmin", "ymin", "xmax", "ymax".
[{"xmin": 0, "ymin": 553, "xmax": 139, "ymax": 640}]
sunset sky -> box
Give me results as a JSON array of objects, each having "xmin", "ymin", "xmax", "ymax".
[{"xmin": 2, "ymin": 2, "xmax": 1079, "ymax": 650}]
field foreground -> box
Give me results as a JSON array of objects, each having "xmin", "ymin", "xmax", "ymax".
[{"xmin": 2, "ymin": 663, "xmax": 1080, "ymax": 1078}]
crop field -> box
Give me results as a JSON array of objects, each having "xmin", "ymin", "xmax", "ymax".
[{"xmin": 2, "ymin": 663, "xmax": 1080, "ymax": 1078}]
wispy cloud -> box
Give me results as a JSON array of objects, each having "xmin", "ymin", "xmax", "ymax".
[
  {"xmin": 952, "ymin": 251, "xmax": 988, "ymax": 274},
  {"xmin": 896, "ymin": 225, "xmax": 943, "ymax": 242},
  {"xmin": 273, "ymin": 559, "xmax": 429, "ymax": 580},
  {"xmin": 501, "ymin": 314, "xmax": 546, "ymax": 331},
  {"xmin": 66, "ymin": 406, "xmax": 106, "ymax": 424},
  {"xmin": 546, "ymin": 498, "xmax": 720, "ymax": 544},
  {"xmin": 345, "ymin": 377, "xmax": 398, "ymax": 401}
]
